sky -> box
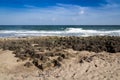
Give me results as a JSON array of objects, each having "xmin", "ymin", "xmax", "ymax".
[{"xmin": 0, "ymin": 0, "xmax": 120, "ymax": 25}]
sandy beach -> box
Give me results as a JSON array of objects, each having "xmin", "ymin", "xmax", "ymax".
[{"xmin": 0, "ymin": 36, "xmax": 120, "ymax": 80}]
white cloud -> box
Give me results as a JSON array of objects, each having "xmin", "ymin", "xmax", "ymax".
[
  {"xmin": 0, "ymin": 2, "xmax": 120, "ymax": 25},
  {"xmin": 78, "ymin": 10, "xmax": 85, "ymax": 15}
]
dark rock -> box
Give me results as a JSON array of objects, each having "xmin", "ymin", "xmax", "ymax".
[
  {"xmin": 32, "ymin": 59, "xmax": 39, "ymax": 66},
  {"xmin": 24, "ymin": 62, "xmax": 33, "ymax": 68},
  {"xmin": 61, "ymin": 54, "xmax": 66, "ymax": 58},
  {"xmin": 83, "ymin": 56, "xmax": 93, "ymax": 62},
  {"xmin": 52, "ymin": 59, "xmax": 61, "ymax": 67},
  {"xmin": 40, "ymin": 56, "xmax": 49, "ymax": 62},
  {"xmin": 39, "ymin": 62, "xmax": 53, "ymax": 70},
  {"xmin": 57, "ymin": 56, "xmax": 63, "ymax": 61},
  {"xmin": 79, "ymin": 56, "xmax": 93, "ymax": 63},
  {"xmin": 79, "ymin": 59, "xmax": 84, "ymax": 63},
  {"xmin": 33, "ymin": 54, "xmax": 42, "ymax": 59},
  {"xmin": 45, "ymin": 52, "xmax": 54, "ymax": 57}
]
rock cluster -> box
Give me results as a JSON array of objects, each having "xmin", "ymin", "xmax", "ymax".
[{"xmin": 0, "ymin": 36, "xmax": 120, "ymax": 70}]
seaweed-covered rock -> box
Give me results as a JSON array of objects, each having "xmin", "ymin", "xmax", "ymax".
[{"xmin": 0, "ymin": 36, "xmax": 120, "ymax": 70}]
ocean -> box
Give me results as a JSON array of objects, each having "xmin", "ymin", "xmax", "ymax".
[{"xmin": 0, "ymin": 25, "xmax": 120, "ymax": 37}]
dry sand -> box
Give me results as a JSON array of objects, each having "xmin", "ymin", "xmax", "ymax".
[{"xmin": 0, "ymin": 50, "xmax": 120, "ymax": 80}]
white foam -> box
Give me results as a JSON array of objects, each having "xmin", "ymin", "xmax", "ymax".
[
  {"xmin": 65, "ymin": 28, "xmax": 120, "ymax": 33},
  {"xmin": 0, "ymin": 28, "xmax": 120, "ymax": 37}
]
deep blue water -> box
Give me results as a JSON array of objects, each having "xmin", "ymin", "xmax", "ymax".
[
  {"xmin": 0, "ymin": 25, "xmax": 120, "ymax": 30},
  {"xmin": 0, "ymin": 25, "xmax": 120, "ymax": 37}
]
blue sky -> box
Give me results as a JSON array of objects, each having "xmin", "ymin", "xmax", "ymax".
[{"xmin": 0, "ymin": 0, "xmax": 120, "ymax": 25}]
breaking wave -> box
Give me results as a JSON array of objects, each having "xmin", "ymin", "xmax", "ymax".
[{"xmin": 0, "ymin": 28, "xmax": 120, "ymax": 37}]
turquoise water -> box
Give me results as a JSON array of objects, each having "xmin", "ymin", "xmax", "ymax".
[{"xmin": 0, "ymin": 25, "xmax": 120, "ymax": 37}]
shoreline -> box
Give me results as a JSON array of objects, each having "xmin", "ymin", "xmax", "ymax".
[{"xmin": 0, "ymin": 35, "xmax": 119, "ymax": 39}]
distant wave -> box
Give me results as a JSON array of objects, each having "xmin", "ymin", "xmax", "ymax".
[
  {"xmin": 65, "ymin": 28, "xmax": 120, "ymax": 36},
  {"xmin": 0, "ymin": 28, "xmax": 120, "ymax": 37}
]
